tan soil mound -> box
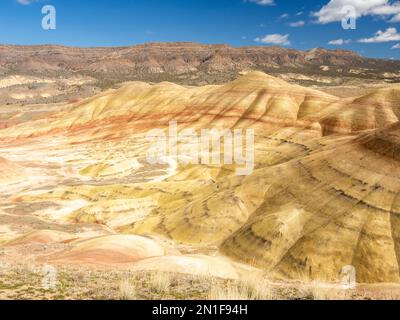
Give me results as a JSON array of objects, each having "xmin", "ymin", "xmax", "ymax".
[
  {"xmin": 6, "ymin": 230, "xmax": 74, "ymax": 246},
  {"xmin": 131, "ymin": 254, "xmax": 240, "ymax": 279},
  {"xmin": 46, "ymin": 235, "xmax": 166, "ymax": 265},
  {"xmin": 0, "ymin": 157, "xmax": 26, "ymax": 185}
]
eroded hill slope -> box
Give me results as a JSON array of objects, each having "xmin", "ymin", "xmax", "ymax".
[{"xmin": 1, "ymin": 72, "xmax": 400, "ymax": 283}]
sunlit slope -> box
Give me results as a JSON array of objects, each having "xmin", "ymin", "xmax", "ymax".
[
  {"xmin": 15, "ymin": 122, "xmax": 400, "ymax": 283},
  {"xmin": 2, "ymin": 72, "xmax": 400, "ymax": 283},
  {"xmin": 221, "ymin": 123, "xmax": 400, "ymax": 283},
  {"xmin": 0, "ymin": 156, "xmax": 26, "ymax": 185},
  {"xmin": 2, "ymin": 72, "xmax": 400, "ymax": 144},
  {"xmin": 0, "ymin": 72, "xmax": 339, "ymax": 141},
  {"xmin": 318, "ymin": 87, "xmax": 400, "ymax": 135}
]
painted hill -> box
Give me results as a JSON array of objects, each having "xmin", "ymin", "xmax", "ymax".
[
  {"xmin": 1, "ymin": 72, "xmax": 400, "ymax": 284},
  {"xmin": 0, "ymin": 156, "xmax": 26, "ymax": 185}
]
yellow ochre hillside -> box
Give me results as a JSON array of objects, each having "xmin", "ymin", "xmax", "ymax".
[{"xmin": 1, "ymin": 72, "xmax": 400, "ymax": 284}]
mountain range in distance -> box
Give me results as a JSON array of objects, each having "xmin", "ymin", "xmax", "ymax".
[{"xmin": 1, "ymin": 42, "xmax": 399, "ymax": 87}]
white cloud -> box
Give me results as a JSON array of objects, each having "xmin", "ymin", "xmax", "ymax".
[
  {"xmin": 359, "ymin": 27, "xmax": 400, "ymax": 43},
  {"xmin": 313, "ymin": 0, "xmax": 400, "ymax": 24},
  {"xmin": 289, "ymin": 20, "xmax": 305, "ymax": 27},
  {"xmin": 328, "ymin": 38, "xmax": 352, "ymax": 45},
  {"xmin": 246, "ymin": 0, "xmax": 275, "ymax": 6},
  {"xmin": 255, "ymin": 34, "xmax": 290, "ymax": 45},
  {"xmin": 296, "ymin": 11, "xmax": 304, "ymax": 16},
  {"xmin": 279, "ymin": 13, "xmax": 289, "ymax": 19},
  {"xmin": 392, "ymin": 43, "xmax": 400, "ymax": 48}
]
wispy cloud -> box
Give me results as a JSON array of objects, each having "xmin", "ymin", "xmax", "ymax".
[
  {"xmin": 255, "ymin": 34, "xmax": 290, "ymax": 45},
  {"xmin": 288, "ymin": 20, "xmax": 305, "ymax": 27},
  {"xmin": 279, "ymin": 13, "xmax": 289, "ymax": 20},
  {"xmin": 246, "ymin": 0, "xmax": 275, "ymax": 6},
  {"xmin": 359, "ymin": 27, "xmax": 400, "ymax": 43},
  {"xmin": 16, "ymin": 0, "xmax": 39, "ymax": 5},
  {"xmin": 328, "ymin": 38, "xmax": 351, "ymax": 45},
  {"xmin": 392, "ymin": 43, "xmax": 400, "ymax": 49}
]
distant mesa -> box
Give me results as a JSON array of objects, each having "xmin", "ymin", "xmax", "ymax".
[{"xmin": 0, "ymin": 42, "xmax": 398, "ymax": 84}]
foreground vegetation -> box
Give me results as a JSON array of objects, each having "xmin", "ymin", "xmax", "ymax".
[{"xmin": 1, "ymin": 262, "xmax": 398, "ymax": 300}]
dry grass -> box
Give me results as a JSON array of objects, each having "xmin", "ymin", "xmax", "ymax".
[
  {"xmin": 367, "ymin": 292, "xmax": 398, "ymax": 300},
  {"xmin": 209, "ymin": 284, "xmax": 251, "ymax": 300},
  {"xmin": 3, "ymin": 263, "xmax": 399, "ymax": 300},
  {"xmin": 119, "ymin": 278, "xmax": 137, "ymax": 300},
  {"xmin": 116, "ymin": 270, "xmax": 400, "ymax": 301},
  {"xmin": 310, "ymin": 282, "xmax": 350, "ymax": 300},
  {"xmin": 119, "ymin": 272, "xmax": 173, "ymax": 300},
  {"xmin": 118, "ymin": 271, "xmax": 276, "ymax": 300},
  {"xmin": 208, "ymin": 272, "xmax": 274, "ymax": 300},
  {"xmin": 148, "ymin": 272, "xmax": 172, "ymax": 293}
]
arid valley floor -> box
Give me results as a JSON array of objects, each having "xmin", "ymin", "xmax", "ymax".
[{"xmin": 2, "ymin": 49, "xmax": 400, "ymax": 299}]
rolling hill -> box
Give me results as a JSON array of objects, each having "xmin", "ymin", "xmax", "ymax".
[{"xmin": 1, "ymin": 71, "xmax": 400, "ymax": 284}]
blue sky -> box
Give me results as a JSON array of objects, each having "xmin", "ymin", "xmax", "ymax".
[{"xmin": 2, "ymin": 0, "xmax": 400, "ymax": 59}]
